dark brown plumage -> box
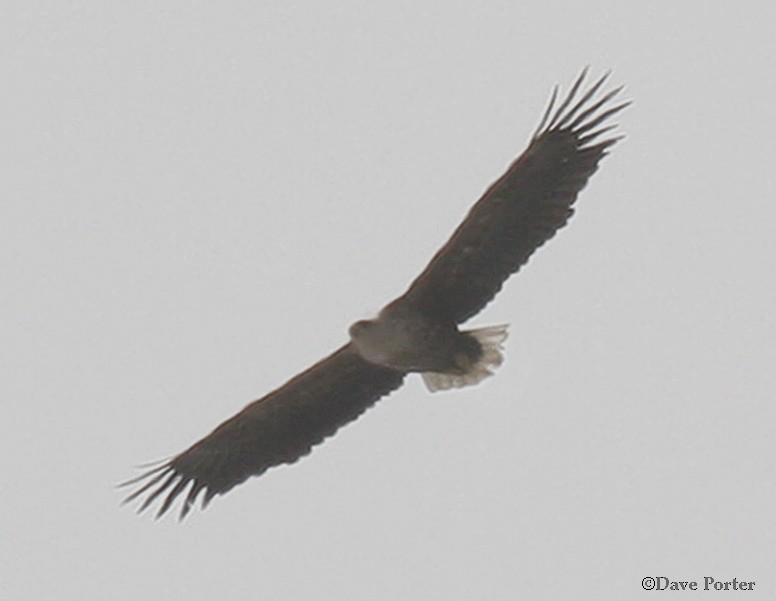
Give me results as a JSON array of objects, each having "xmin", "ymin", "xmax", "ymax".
[
  {"xmin": 122, "ymin": 68, "xmax": 629, "ymax": 520},
  {"xmin": 393, "ymin": 69, "xmax": 626, "ymax": 324},
  {"xmin": 123, "ymin": 345, "xmax": 404, "ymax": 519}
]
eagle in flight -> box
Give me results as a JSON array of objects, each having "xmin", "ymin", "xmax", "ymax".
[{"xmin": 123, "ymin": 68, "xmax": 629, "ymax": 520}]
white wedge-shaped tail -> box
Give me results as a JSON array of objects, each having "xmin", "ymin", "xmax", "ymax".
[{"xmin": 422, "ymin": 325, "xmax": 509, "ymax": 392}]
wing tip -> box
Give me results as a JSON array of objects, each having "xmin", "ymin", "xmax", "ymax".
[
  {"xmin": 119, "ymin": 460, "xmax": 212, "ymax": 522},
  {"xmin": 533, "ymin": 68, "xmax": 630, "ymax": 145}
]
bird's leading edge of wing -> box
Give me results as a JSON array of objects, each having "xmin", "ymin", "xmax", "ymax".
[
  {"xmin": 121, "ymin": 344, "xmax": 404, "ymax": 520},
  {"xmin": 393, "ymin": 68, "xmax": 630, "ymax": 324}
]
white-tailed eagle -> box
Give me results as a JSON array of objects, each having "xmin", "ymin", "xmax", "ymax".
[{"xmin": 122, "ymin": 68, "xmax": 629, "ymax": 520}]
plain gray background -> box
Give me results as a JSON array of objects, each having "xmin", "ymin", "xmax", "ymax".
[{"xmin": 3, "ymin": 1, "xmax": 774, "ymax": 599}]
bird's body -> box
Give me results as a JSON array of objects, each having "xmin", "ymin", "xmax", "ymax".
[
  {"xmin": 350, "ymin": 307, "xmax": 484, "ymax": 372},
  {"xmin": 123, "ymin": 68, "xmax": 629, "ymax": 519},
  {"xmin": 350, "ymin": 309, "xmax": 467, "ymax": 373}
]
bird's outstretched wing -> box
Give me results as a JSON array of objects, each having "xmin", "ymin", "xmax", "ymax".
[
  {"xmin": 392, "ymin": 68, "xmax": 629, "ymax": 325},
  {"xmin": 121, "ymin": 344, "xmax": 404, "ymax": 520}
]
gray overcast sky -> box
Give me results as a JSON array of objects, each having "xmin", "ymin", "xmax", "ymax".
[{"xmin": 3, "ymin": 1, "xmax": 775, "ymax": 599}]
